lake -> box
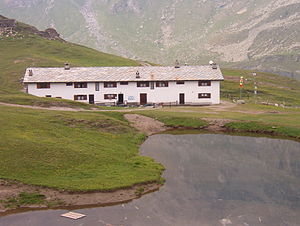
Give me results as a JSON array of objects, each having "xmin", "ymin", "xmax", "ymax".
[{"xmin": 1, "ymin": 134, "xmax": 300, "ymax": 226}]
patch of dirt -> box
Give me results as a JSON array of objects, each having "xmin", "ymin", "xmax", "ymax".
[
  {"xmin": 0, "ymin": 179, "xmax": 161, "ymax": 215},
  {"xmin": 125, "ymin": 114, "xmax": 168, "ymax": 135},
  {"xmin": 203, "ymin": 118, "xmax": 235, "ymax": 132}
]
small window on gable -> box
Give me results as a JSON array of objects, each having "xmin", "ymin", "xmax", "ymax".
[
  {"xmin": 104, "ymin": 82, "xmax": 117, "ymax": 88},
  {"xmin": 176, "ymin": 81, "xmax": 185, "ymax": 85},
  {"xmin": 198, "ymin": 81, "xmax": 211, "ymax": 86},
  {"xmin": 95, "ymin": 82, "xmax": 100, "ymax": 91},
  {"xmin": 66, "ymin": 82, "xmax": 73, "ymax": 86},
  {"xmin": 74, "ymin": 82, "xmax": 87, "ymax": 88},
  {"xmin": 156, "ymin": 81, "xmax": 169, "ymax": 87},
  {"xmin": 120, "ymin": 82, "xmax": 128, "ymax": 85},
  {"xmin": 198, "ymin": 93, "xmax": 211, "ymax": 99},
  {"xmin": 37, "ymin": 83, "xmax": 50, "ymax": 89}
]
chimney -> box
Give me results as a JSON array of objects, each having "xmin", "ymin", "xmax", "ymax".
[
  {"xmin": 64, "ymin": 63, "xmax": 70, "ymax": 70},
  {"xmin": 136, "ymin": 70, "xmax": 140, "ymax": 78},
  {"xmin": 212, "ymin": 63, "xmax": 218, "ymax": 70},
  {"xmin": 175, "ymin": 60, "xmax": 180, "ymax": 68},
  {"xmin": 28, "ymin": 69, "xmax": 33, "ymax": 76}
]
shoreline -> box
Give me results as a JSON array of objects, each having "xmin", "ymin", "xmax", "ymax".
[
  {"xmin": 0, "ymin": 179, "xmax": 162, "ymax": 216},
  {"xmin": 1, "ymin": 114, "xmax": 299, "ymax": 215}
]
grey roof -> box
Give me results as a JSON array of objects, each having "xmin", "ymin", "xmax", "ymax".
[{"xmin": 23, "ymin": 66, "xmax": 224, "ymax": 83}]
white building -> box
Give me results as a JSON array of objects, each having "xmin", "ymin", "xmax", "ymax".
[{"xmin": 23, "ymin": 65, "xmax": 224, "ymax": 105}]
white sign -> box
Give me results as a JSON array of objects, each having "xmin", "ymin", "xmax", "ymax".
[{"xmin": 128, "ymin": 96, "xmax": 135, "ymax": 100}]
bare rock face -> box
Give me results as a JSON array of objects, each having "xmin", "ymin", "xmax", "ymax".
[
  {"xmin": 0, "ymin": 14, "xmax": 62, "ymax": 41},
  {"xmin": 40, "ymin": 28, "xmax": 60, "ymax": 40}
]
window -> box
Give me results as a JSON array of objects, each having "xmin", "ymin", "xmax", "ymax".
[
  {"xmin": 104, "ymin": 82, "xmax": 117, "ymax": 88},
  {"xmin": 104, "ymin": 94, "xmax": 117, "ymax": 100},
  {"xmin": 37, "ymin": 83, "xmax": 50, "ymax": 89},
  {"xmin": 45, "ymin": 95, "xmax": 52, "ymax": 98},
  {"xmin": 176, "ymin": 81, "xmax": 185, "ymax": 85},
  {"xmin": 137, "ymin": 81, "xmax": 149, "ymax": 87},
  {"xmin": 95, "ymin": 82, "xmax": 100, "ymax": 91},
  {"xmin": 66, "ymin": 82, "xmax": 73, "ymax": 86},
  {"xmin": 198, "ymin": 93, "xmax": 211, "ymax": 99},
  {"xmin": 156, "ymin": 81, "xmax": 169, "ymax": 87},
  {"xmin": 74, "ymin": 95, "xmax": 87, "ymax": 100},
  {"xmin": 120, "ymin": 82, "xmax": 129, "ymax": 85},
  {"xmin": 150, "ymin": 82, "xmax": 155, "ymax": 90},
  {"xmin": 198, "ymin": 80, "xmax": 211, "ymax": 86},
  {"xmin": 74, "ymin": 82, "xmax": 87, "ymax": 88}
]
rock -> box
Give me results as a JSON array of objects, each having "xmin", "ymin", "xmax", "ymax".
[{"xmin": 237, "ymin": 100, "xmax": 245, "ymax": 104}]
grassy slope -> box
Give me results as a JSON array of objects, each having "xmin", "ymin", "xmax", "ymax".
[
  {"xmin": 221, "ymin": 68, "xmax": 300, "ymax": 106},
  {"xmin": 0, "ymin": 105, "xmax": 163, "ymax": 191}
]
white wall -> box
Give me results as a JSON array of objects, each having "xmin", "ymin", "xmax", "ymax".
[{"xmin": 27, "ymin": 81, "xmax": 221, "ymax": 105}]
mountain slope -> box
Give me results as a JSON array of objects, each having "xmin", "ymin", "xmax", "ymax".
[
  {"xmin": 0, "ymin": 15, "xmax": 140, "ymax": 107},
  {"xmin": 1, "ymin": 0, "xmax": 299, "ymax": 79}
]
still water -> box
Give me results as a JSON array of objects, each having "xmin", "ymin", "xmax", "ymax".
[{"xmin": 1, "ymin": 134, "xmax": 300, "ymax": 226}]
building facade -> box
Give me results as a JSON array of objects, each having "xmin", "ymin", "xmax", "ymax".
[{"xmin": 23, "ymin": 66, "xmax": 224, "ymax": 105}]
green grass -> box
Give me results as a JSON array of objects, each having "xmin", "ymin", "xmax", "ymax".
[
  {"xmin": 1, "ymin": 192, "xmax": 46, "ymax": 209},
  {"xmin": 221, "ymin": 68, "xmax": 300, "ymax": 106},
  {"xmin": 225, "ymin": 121, "xmax": 300, "ymax": 139},
  {"xmin": 0, "ymin": 106, "xmax": 164, "ymax": 191},
  {"xmin": 134, "ymin": 104, "xmax": 300, "ymax": 140}
]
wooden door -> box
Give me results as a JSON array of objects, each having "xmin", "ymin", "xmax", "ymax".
[
  {"xmin": 118, "ymin": 94, "xmax": 124, "ymax": 104},
  {"xmin": 140, "ymin": 93, "xmax": 147, "ymax": 105},
  {"xmin": 89, "ymin": 94, "xmax": 95, "ymax": 104},
  {"xmin": 179, "ymin": 93, "xmax": 185, "ymax": 105}
]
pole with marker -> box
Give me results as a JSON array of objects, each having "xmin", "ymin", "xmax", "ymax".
[{"xmin": 239, "ymin": 76, "xmax": 244, "ymax": 99}]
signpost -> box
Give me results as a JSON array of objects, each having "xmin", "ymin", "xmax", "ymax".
[
  {"xmin": 253, "ymin": 72, "xmax": 257, "ymax": 103},
  {"xmin": 239, "ymin": 76, "xmax": 244, "ymax": 100}
]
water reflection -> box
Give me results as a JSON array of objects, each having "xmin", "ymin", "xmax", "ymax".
[{"xmin": 1, "ymin": 134, "xmax": 300, "ymax": 226}]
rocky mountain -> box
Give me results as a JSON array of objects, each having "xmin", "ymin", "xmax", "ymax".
[{"xmin": 0, "ymin": 0, "xmax": 299, "ymax": 79}]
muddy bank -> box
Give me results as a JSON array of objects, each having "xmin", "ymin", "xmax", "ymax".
[
  {"xmin": 0, "ymin": 179, "xmax": 161, "ymax": 215},
  {"xmin": 125, "ymin": 114, "xmax": 169, "ymax": 135}
]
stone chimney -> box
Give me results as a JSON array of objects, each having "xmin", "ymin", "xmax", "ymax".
[
  {"xmin": 28, "ymin": 69, "xmax": 33, "ymax": 76},
  {"xmin": 175, "ymin": 60, "xmax": 180, "ymax": 68},
  {"xmin": 136, "ymin": 70, "xmax": 140, "ymax": 78},
  {"xmin": 64, "ymin": 63, "xmax": 70, "ymax": 70}
]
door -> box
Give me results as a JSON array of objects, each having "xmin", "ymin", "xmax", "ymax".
[
  {"xmin": 118, "ymin": 94, "xmax": 124, "ymax": 104},
  {"xmin": 179, "ymin": 93, "xmax": 185, "ymax": 105},
  {"xmin": 140, "ymin": 93, "xmax": 147, "ymax": 105},
  {"xmin": 89, "ymin": 94, "xmax": 95, "ymax": 104}
]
